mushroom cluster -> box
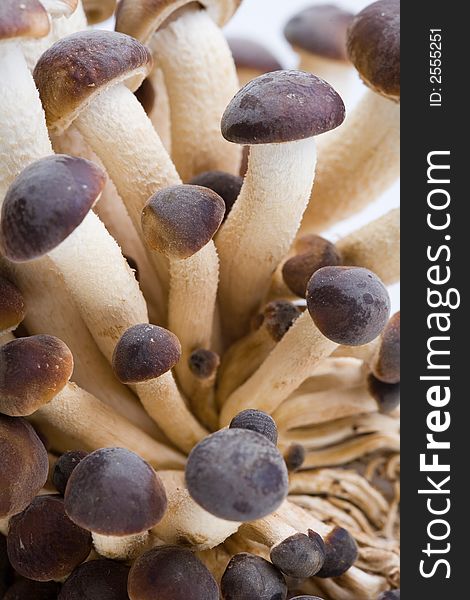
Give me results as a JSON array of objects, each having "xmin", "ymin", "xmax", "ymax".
[{"xmin": 0, "ymin": 0, "xmax": 400, "ymax": 598}]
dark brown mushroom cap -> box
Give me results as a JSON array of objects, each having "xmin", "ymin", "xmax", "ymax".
[
  {"xmin": 1, "ymin": 155, "xmax": 106, "ymax": 262},
  {"xmin": 229, "ymin": 409, "xmax": 278, "ymax": 445},
  {"xmin": 0, "ymin": 335, "xmax": 73, "ymax": 416},
  {"xmin": 367, "ymin": 374, "xmax": 400, "ymax": 414},
  {"xmin": 0, "ymin": 277, "xmax": 25, "ymax": 333},
  {"xmin": 82, "ymin": 0, "xmax": 116, "ymax": 24},
  {"xmin": 377, "ymin": 591, "xmax": 400, "ymax": 600},
  {"xmin": 373, "ymin": 311, "xmax": 400, "ymax": 383},
  {"xmin": 270, "ymin": 531, "xmax": 325, "ymax": 578},
  {"xmin": 185, "ymin": 428, "xmax": 289, "ymax": 521},
  {"xmin": 116, "ymin": 0, "xmax": 241, "ymax": 43},
  {"xmin": 112, "ymin": 324, "xmax": 181, "ymax": 384},
  {"xmin": 315, "ymin": 526, "xmax": 358, "ymax": 577},
  {"xmin": 284, "ymin": 4, "xmax": 353, "ymax": 61},
  {"xmin": 0, "ymin": 416, "xmax": 48, "ymax": 518},
  {"xmin": 64, "ymin": 447, "xmax": 167, "ymax": 536},
  {"xmin": 128, "ymin": 546, "xmax": 218, "ymax": 600},
  {"xmin": 33, "ymin": 30, "xmax": 153, "ymax": 133},
  {"xmin": 135, "ymin": 77, "xmax": 156, "ymax": 115},
  {"xmin": 7, "ymin": 495, "xmax": 92, "ymax": 582},
  {"xmin": 221, "ymin": 70, "xmax": 345, "ymax": 145},
  {"xmin": 227, "ymin": 37, "xmax": 283, "ymax": 73},
  {"xmin": 290, "ymin": 596, "xmax": 325, "ymax": 599},
  {"xmin": 221, "ymin": 553, "xmax": 287, "ymax": 600},
  {"xmin": 59, "ymin": 559, "xmax": 130, "ymax": 600},
  {"xmin": 52, "ymin": 450, "xmax": 88, "ymax": 496},
  {"xmin": 189, "ymin": 171, "xmax": 242, "ymax": 221},
  {"xmin": 284, "ymin": 443, "xmax": 306, "ymax": 472},
  {"xmin": 254, "ymin": 300, "xmax": 301, "ymax": 342},
  {"xmin": 3, "ymin": 579, "xmax": 60, "ymax": 600},
  {"xmin": 0, "ymin": 0, "xmax": 49, "ymax": 42},
  {"xmin": 1, "ymin": 534, "xmax": 12, "ymax": 596},
  {"xmin": 188, "ymin": 349, "xmax": 220, "ymax": 379},
  {"xmin": 347, "ymin": 0, "xmax": 400, "ymax": 101},
  {"xmin": 306, "ymin": 266, "xmax": 391, "ymax": 346},
  {"xmin": 142, "ymin": 185, "xmax": 225, "ymax": 259},
  {"xmin": 282, "ymin": 235, "xmax": 342, "ymax": 298}
]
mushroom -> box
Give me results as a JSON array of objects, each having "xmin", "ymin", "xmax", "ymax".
[
  {"xmin": 299, "ymin": 0, "xmax": 400, "ymax": 234},
  {"xmin": 0, "ymin": 276, "xmax": 25, "ymax": 344},
  {"xmin": 189, "ymin": 171, "xmax": 243, "ymax": 222},
  {"xmin": 377, "ymin": 591, "xmax": 400, "ymax": 599},
  {"xmin": 52, "ymin": 450, "xmax": 88, "ymax": 496},
  {"xmin": 3, "ymin": 579, "xmax": 60, "ymax": 599},
  {"xmin": 82, "ymin": 0, "xmax": 116, "ymax": 24},
  {"xmin": 188, "ymin": 349, "xmax": 220, "ymax": 431},
  {"xmin": 141, "ymin": 184, "xmax": 225, "ymax": 397},
  {"xmin": 0, "ymin": 415, "xmax": 49, "ymax": 520},
  {"xmin": 227, "ymin": 37, "xmax": 283, "ymax": 87},
  {"xmin": 112, "ymin": 324, "xmax": 208, "ymax": 453},
  {"xmin": 229, "ymin": 409, "xmax": 278, "ymax": 445},
  {"xmin": 0, "ymin": 534, "xmax": 11, "ymax": 596},
  {"xmin": 216, "ymin": 300, "xmax": 301, "ymax": 405},
  {"xmin": 367, "ymin": 376, "xmax": 400, "ymax": 414},
  {"xmin": 220, "ymin": 266, "xmax": 390, "ymax": 426},
  {"xmin": 6, "ymin": 494, "xmax": 92, "ymax": 581},
  {"xmin": 283, "ymin": 444, "xmax": 306, "ymax": 473},
  {"xmin": 300, "ymin": 566, "xmax": 388, "ymax": 600},
  {"xmin": 59, "ymin": 559, "xmax": 130, "ymax": 600},
  {"xmin": 185, "ymin": 428, "xmax": 289, "ymax": 522},
  {"xmin": 291, "ymin": 597, "xmax": 325, "ymax": 600},
  {"xmin": 128, "ymin": 546, "xmax": 219, "ymax": 600},
  {"xmin": 220, "ymin": 553, "xmax": 288, "ymax": 600},
  {"xmin": 134, "ymin": 71, "xmax": 173, "ymax": 154},
  {"xmin": 116, "ymin": 0, "xmax": 242, "ymax": 181},
  {"xmin": 196, "ymin": 545, "xmax": 232, "ymax": 587},
  {"xmin": 65, "ymin": 447, "xmax": 167, "ymax": 560},
  {"xmin": 0, "ymin": 335, "xmax": 185, "ymax": 468},
  {"xmin": 216, "ymin": 70, "xmax": 345, "ymax": 341},
  {"xmin": 284, "ymin": 4, "xmax": 354, "ymax": 101}
]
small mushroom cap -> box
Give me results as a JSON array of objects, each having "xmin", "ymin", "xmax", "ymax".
[
  {"xmin": 0, "ymin": 0, "xmax": 50, "ymax": 42},
  {"xmin": 367, "ymin": 374, "xmax": 400, "ymax": 414},
  {"xmin": 33, "ymin": 30, "xmax": 153, "ymax": 133},
  {"xmin": 142, "ymin": 185, "xmax": 225, "ymax": 259},
  {"xmin": 221, "ymin": 553, "xmax": 287, "ymax": 600},
  {"xmin": 52, "ymin": 450, "xmax": 88, "ymax": 496},
  {"xmin": 372, "ymin": 312, "xmax": 400, "ymax": 383},
  {"xmin": 284, "ymin": 443, "xmax": 306, "ymax": 472},
  {"xmin": 189, "ymin": 171, "xmax": 243, "ymax": 221},
  {"xmin": 229, "ymin": 409, "xmax": 278, "ymax": 445},
  {"xmin": 116, "ymin": 0, "xmax": 241, "ymax": 44},
  {"xmin": 227, "ymin": 37, "xmax": 283, "ymax": 74},
  {"xmin": 0, "ymin": 277, "xmax": 25, "ymax": 334},
  {"xmin": 82, "ymin": 0, "xmax": 117, "ymax": 24},
  {"xmin": 0, "ymin": 416, "xmax": 48, "ymax": 518},
  {"xmin": 270, "ymin": 531, "xmax": 325, "ymax": 578},
  {"xmin": 254, "ymin": 300, "xmax": 301, "ymax": 342},
  {"xmin": 188, "ymin": 349, "xmax": 220, "ymax": 380},
  {"xmin": 112, "ymin": 324, "xmax": 181, "ymax": 384},
  {"xmin": 347, "ymin": 0, "xmax": 400, "ymax": 101},
  {"xmin": 284, "ymin": 4, "xmax": 353, "ymax": 61},
  {"xmin": 3, "ymin": 579, "xmax": 60, "ymax": 600},
  {"xmin": 377, "ymin": 591, "xmax": 400, "ymax": 600},
  {"xmin": 1, "ymin": 155, "xmax": 106, "ymax": 262},
  {"xmin": 128, "ymin": 546, "xmax": 219, "ymax": 600},
  {"xmin": 0, "ymin": 335, "xmax": 73, "ymax": 416},
  {"xmin": 65, "ymin": 447, "xmax": 167, "ymax": 536},
  {"xmin": 7, "ymin": 495, "xmax": 92, "ymax": 581},
  {"xmin": 315, "ymin": 526, "xmax": 358, "ymax": 577},
  {"xmin": 185, "ymin": 428, "xmax": 289, "ymax": 521},
  {"xmin": 282, "ymin": 235, "xmax": 343, "ymax": 298},
  {"xmin": 306, "ymin": 266, "xmax": 391, "ymax": 346},
  {"xmin": 221, "ymin": 70, "xmax": 345, "ymax": 145},
  {"xmin": 59, "ymin": 559, "xmax": 130, "ymax": 600}
]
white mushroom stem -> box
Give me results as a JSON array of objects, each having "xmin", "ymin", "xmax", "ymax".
[
  {"xmin": 151, "ymin": 471, "xmax": 240, "ymax": 550},
  {"xmin": 196, "ymin": 545, "xmax": 232, "ymax": 585},
  {"xmin": 92, "ymin": 531, "xmax": 151, "ymax": 561},
  {"xmin": 278, "ymin": 500, "xmax": 333, "ymax": 540},
  {"xmin": 217, "ymin": 139, "xmax": 317, "ymax": 341},
  {"xmin": 74, "ymin": 82, "xmax": 182, "ymax": 292},
  {"xmin": 151, "ymin": 8, "xmax": 241, "ymax": 181},
  {"xmin": 146, "ymin": 67, "xmax": 172, "ymax": 153},
  {"xmin": 220, "ymin": 309, "xmax": 336, "ymax": 426},
  {"xmin": 299, "ymin": 91, "xmax": 400, "ymax": 234},
  {"xmin": 0, "ymin": 331, "xmax": 15, "ymax": 346},
  {"xmin": 239, "ymin": 512, "xmax": 303, "ymax": 550},
  {"xmin": 333, "ymin": 338, "xmax": 381, "ymax": 363},
  {"xmin": 31, "ymin": 382, "xmax": 186, "ymax": 469}
]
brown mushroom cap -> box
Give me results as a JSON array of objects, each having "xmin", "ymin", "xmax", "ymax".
[
  {"xmin": 315, "ymin": 526, "xmax": 358, "ymax": 577},
  {"xmin": 185, "ymin": 428, "xmax": 289, "ymax": 521},
  {"xmin": 373, "ymin": 311, "xmax": 400, "ymax": 383},
  {"xmin": 3, "ymin": 579, "xmax": 60, "ymax": 600},
  {"xmin": 64, "ymin": 447, "xmax": 167, "ymax": 536},
  {"xmin": 284, "ymin": 444, "xmax": 306, "ymax": 472},
  {"xmin": 142, "ymin": 185, "xmax": 225, "ymax": 259},
  {"xmin": 221, "ymin": 553, "xmax": 287, "ymax": 600},
  {"xmin": 253, "ymin": 300, "xmax": 301, "ymax": 342},
  {"xmin": 377, "ymin": 591, "xmax": 400, "ymax": 600},
  {"xmin": 367, "ymin": 374, "xmax": 400, "ymax": 414},
  {"xmin": 229, "ymin": 409, "xmax": 278, "ymax": 445},
  {"xmin": 227, "ymin": 37, "xmax": 283, "ymax": 74},
  {"xmin": 0, "ymin": 0, "xmax": 50, "ymax": 42},
  {"xmin": 282, "ymin": 235, "xmax": 342, "ymax": 298},
  {"xmin": 1, "ymin": 534, "xmax": 12, "ymax": 596},
  {"xmin": 306, "ymin": 266, "xmax": 391, "ymax": 346},
  {"xmin": 128, "ymin": 546, "xmax": 219, "ymax": 600},
  {"xmin": 221, "ymin": 70, "xmax": 345, "ymax": 145},
  {"xmin": 82, "ymin": 0, "xmax": 116, "ymax": 24},
  {"xmin": 347, "ymin": 0, "xmax": 400, "ymax": 101},
  {"xmin": 270, "ymin": 531, "xmax": 325, "ymax": 578},
  {"xmin": 0, "ymin": 277, "xmax": 25, "ymax": 334},
  {"xmin": 59, "ymin": 559, "xmax": 130, "ymax": 600},
  {"xmin": 284, "ymin": 4, "xmax": 353, "ymax": 61},
  {"xmin": 0, "ymin": 416, "xmax": 48, "ymax": 518},
  {"xmin": 188, "ymin": 349, "xmax": 220, "ymax": 380},
  {"xmin": 112, "ymin": 324, "xmax": 181, "ymax": 384},
  {"xmin": 1, "ymin": 155, "xmax": 106, "ymax": 262},
  {"xmin": 33, "ymin": 30, "xmax": 153, "ymax": 133},
  {"xmin": 7, "ymin": 495, "xmax": 92, "ymax": 582},
  {"xmin": 189, "ymin": 171, "xmax": 243, "ymax": 221},
  {"xmin": 0, "ymin": 335, "xmax": 73, "ymax": 416},
  {"xmin": 290, "ymin": 596, "xmax": 325, "ymax": 600},
  {"xmin": 52, "ymin": 450, "xmax": 88, "ymax": 496}
]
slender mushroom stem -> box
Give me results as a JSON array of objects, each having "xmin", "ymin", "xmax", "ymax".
[
  {"xmin": 145, "ymin": 68, "xmax": 172, "ymax": 153},
  {"xmin": 196, "ymin": 545, "xmax": 232, "ymax": 587},
  {"xmin": 188, "ymin": 349, "xmax": 220, "ymax": 431}
]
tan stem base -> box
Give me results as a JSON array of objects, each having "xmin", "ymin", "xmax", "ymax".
[{"xmin": 92, "ymin": 531, "xmax": 150, "ymax": 561}]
